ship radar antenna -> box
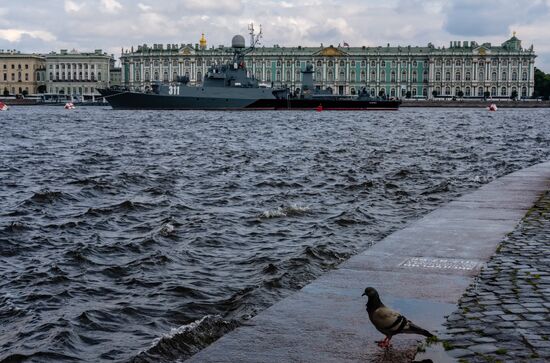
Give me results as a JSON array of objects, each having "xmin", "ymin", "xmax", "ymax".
[{"xmin": 248, "ymin": 23, "xmax": 263, "ymax": 49}]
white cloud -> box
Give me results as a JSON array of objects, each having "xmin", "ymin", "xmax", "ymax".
[
  {"xmin": 100, "ymin": 0, "xmax": 123, "ymax": 14},
  {"xmin": 0, "ymin": 0, "xmax": 549, "ymax": 71},
  {"xmin": 64, "ymin": 0, "xmax": 84, "ymax": 13},
  {"xmin": 0, "ymin": 28, "xmax": 56, "ymax": 42},
  {"xmin": 137, "ymin": 3, "xmax": 151, "ymax": 11}
]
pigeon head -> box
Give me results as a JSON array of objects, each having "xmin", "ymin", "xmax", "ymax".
[{"xmin": 362, "ymin": 287, "xmax": 379, "ymax": 298}]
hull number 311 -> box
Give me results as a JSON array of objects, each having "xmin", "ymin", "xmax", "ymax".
[{"xmin": 168, "ymin": 86, "xmax": 180, "ymax": 95}]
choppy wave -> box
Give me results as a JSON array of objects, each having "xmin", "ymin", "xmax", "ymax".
[
  {"xmin": 0, "ymin": 107, "xmax": 549, "ymax": 362},
  {"xmin": 259, "ymin": 204, "xmax": 311, "ymax": 218}
]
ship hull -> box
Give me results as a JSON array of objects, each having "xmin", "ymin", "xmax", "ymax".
[{"xmin": 99, "ymin": 90, "xmax": 400, "ymax": 111}]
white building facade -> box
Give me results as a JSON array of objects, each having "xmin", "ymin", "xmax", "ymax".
[{"xmin": 45, "ymin": 49, "xmax": 115, "ymax": 99}]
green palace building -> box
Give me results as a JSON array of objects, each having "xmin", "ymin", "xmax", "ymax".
[{"xmin": 120, "ymin": 33, "xmax": 536, "ymax": 99}]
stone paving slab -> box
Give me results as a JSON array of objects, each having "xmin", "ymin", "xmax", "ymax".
[{"xmin": 187, "ymin": 161, "xmax": 550, "ymax": 363}]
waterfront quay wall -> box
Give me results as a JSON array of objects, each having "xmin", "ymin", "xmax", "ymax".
[
  {"xmin": 187, "ymin": 161, "xmax": 550, "ymax": 362},
  {"xmin": 401, "ymin": 100, "xmax": 550, "ymax": 108}
]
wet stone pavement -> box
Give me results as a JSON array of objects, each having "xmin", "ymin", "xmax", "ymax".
[{"xmin": 440, "ymin": 191, "xmax": 550, "ymax": 362}]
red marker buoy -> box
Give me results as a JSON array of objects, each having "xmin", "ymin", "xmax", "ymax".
[{"xmin": 315, "ymin": 104, "xmax": 323, "ymax": 112}]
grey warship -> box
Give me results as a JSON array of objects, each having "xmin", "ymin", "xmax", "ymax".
[{"xmin": 99, "ymin": 32, "xmax": 400, "ymax": 111}]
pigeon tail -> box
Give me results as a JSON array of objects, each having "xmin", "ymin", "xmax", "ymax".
[{"xmin": 406, "ymin": 322, "xmax": 434, "ymax": 338}]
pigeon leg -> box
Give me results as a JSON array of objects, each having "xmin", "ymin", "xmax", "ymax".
[{"xmin": 377, "ymin": 336, "xmax": 389, "ymax": 347}]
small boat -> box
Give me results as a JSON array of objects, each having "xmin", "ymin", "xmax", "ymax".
[
  {"xmin": 0, "ymin": 101, "xmax": 8, "ymax": 111},
  {"xmin": 488, "ymin": 103, "xmax": 497, "ymax": 111},
  {"xmin": 64, "ymin": 102, "xmax": 76, "ymax": 110}
]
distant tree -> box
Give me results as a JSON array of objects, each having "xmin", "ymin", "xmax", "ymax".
[
  {"xmin": 510, "ymin": 90, "xmax": 518, "ymax": 100},
  {"xmin": 406, "ymin": 91, "xmax": 412, "ymax": 99},
  {"xmin": 378, "ymin": 89, "xmax": 385, "ymax": 97},
  {"xmin": 3, "ymin": 88, "xmax": 9, "ymax": 96},
  {"xmin": 483, "ymin": 91, "xmax": 490, "ymax": 100},
  {"xmin": 457, "ymin": 90, "xmax": 464, "ymax": 98},
  {"xmin": 432, "ymin": 90, "xmax": 438, "ymax": 98},
  {"xmin": 533, "ymin": 67, "xmax": 550, "ymax": 100},
  {"xmin": 22, "ymin": 90, "xmax": 28, "ymax": 97}
]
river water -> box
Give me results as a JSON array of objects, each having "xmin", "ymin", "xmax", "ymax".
[{"xmin": 0, "ymin": 107, "xmax": 549, "ymax": 362}]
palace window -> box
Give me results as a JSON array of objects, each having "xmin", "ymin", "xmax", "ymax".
[
  {"xmin": 501, "ymin": 87, "xmax": 507, "ymax": 96},
  {"xmin": 316, "ymin": 71, "xmax": 321, "ymax": 80},
  {"xmin": 522, "ymin": 87, "xmax": 527, "ymax": 97},
  {"xmin": 172, "ymin": 71, "xmax": 177, "ymax": 80},
  {"xmin": 491, "ymin": 72, "xmax": 497, "ymax": 81},
  {"xmin": 413, "ymin": 61, "xmax": 417, "ymax": 67},
  {"xmin": 145, "ymin": 72, "xmax": 150, "ymax": 81},
  {"xmin": 381, "ymin": 61, "xmax": 385, "ymax": 67},
  {"xmin": 390, "ymin": 88, "xmax": 396, "ymax": 97},
  {"xmin": 491, "ymin": 87, "xmax": 496, "ymax": 96},
  {"xmin": 503, "ymin": 60, "xmax": 508, "ymax": 66},
  {"xmin": 328, "ymin": 60, "xmax": 333, "ymax": 67},
  {"xmin": 286, "ymin": 70, "xmax": 291, "ymax": 81},
  {"xmin": 435, "ymin": 71, "xmax": 441, "ymax": 81},
  {"xmin": 435, "ymin": 86, "xmax": 441, "ymax": 95},
  {"xmin": 317, "ymin": 60, "xmax": 322, "ymax": 67},
  {"xmin": 512, "ymin": 72, "xmax": 517, "ymax": 81},
  {"xmin": 339, "ymin": 71, "xmax": 345, "ymax": 81},
  {"xmin": 98, "ymin": 72, "xmax": 102, "ymax": 81},
  {"xmin": 455, "ymin": 87, "xmax": 460, "ymax": 95},
  {"xmin": 512, "ymin": 60, "xmax": 517, "ymax": 66},
  {"xmin": 277, "ymin": 60, "xmax": 281, "ymax": 67},
  {"xmin": 360, "ymin": 71, "xmax": 365, "ymax": 81},
  {"xmin": 340, "ymin": 60, "xmax": 345, "ymax": 67},
  {"xmin": 446, "ymin": 60, "xmax": 451, "ymax": 66},
  {"xmin": 445, "ymin": 72, "xmax": 450, "ymax": 81},
  {"xmin": 502, "ymin": 71, "xmax": 507, "ymax": 81},
  {"xmin": 164, "ymin": 60, "xmax": 169, "ymax": 66},
  {"xmin": 401, "ymin": 88, "xmax": 406, "ymax": 97},
  {"xmin": 361, "ymin": 60, "xmax": 365, "ymax": 67},
  {"xmin": 266, "ymin": 70, "xmax": 271, "ymax": 82},
  {"xmin": 135, "ymin": 72, "xmax": 140, "ymax": 81},
  {"xmin": 371, "ymin": 70, "xmax": 376, "ymax": 79},
  {"xmin": 296, "ymin": 60, "xmax": 300, "ymax": 66},
  {"xmin": 163, "ymin": 72, "xmax": 168, "ymax": 81},
  {"xmin": 466, "ymin": 59, "xmax": 472, "ymax": 66},
  {"xmin": 371, "ymin": 60, "xmax": 376, "ymax": 67},
  {"xmin": 445, "ymin": 87, "xmax": 451, "ymax": 95},
  {"xmin": 465, "ymin": 87, "xmax": 471, "ymax": 96},
  {"xmin": 436, "ymin": 59, "xmax": 441, "ymax": 66},
  {"xmin": 492, "ymin": 59, "xmax": 498, "ymax": 66},
  {"xmin": 351, "ymin": 61, "xmax": 355, "ymax": 67},
  {"xmin": 522, "ymin": 72, "xmax": 528, "ymax": 81},
  {"xmin": 479, "ymin": 71, "xmax": 484, "ymax": 81},
  {"xmin": 351, "ymin": 70, "xmax": 356, "ymax": 81},
  {"xmin": 276, "ymin": 70, "xmax": 281, "ymax": 81},
  {"xmin": 328, "ymin": 71, "xmax": 334, "ymax": 81},
  {"xmin": 455, "ymin": 71, "xmax": 461, "ymax": 81},
  {"xmin": 412, "ymin": 71, "xmax": 417, "ymax": 82},
  {"xmin": 154, "ymin": 71, "xmax": 159, "ymax": 81},
  {"xmin": 286, "ymin": 61, "xmax": 291, "ymax": 67},
  {"xmin": 381, "ymin": 70, "xmax": 386, "ymax": 80},
  {"xmin": 465, "ymin": 71, "xmax": 471, "ymax": 81},
  {"xmin": 456, "ymin": 60, "xmax": 461, "ymax": 66},
  {"xmin": 403, "ymin": 70, "xmax": 408, "ymax": 80},
  {"xmin": 392, "ymin": 60, "xmax": 396, "ymax": 68},
  {"xmin": 391, "ymin": 71, "xmax": 395, "ymax": 82}
]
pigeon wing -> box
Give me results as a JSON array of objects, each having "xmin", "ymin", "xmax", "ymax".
[{"xmin": 371, "ymin": 306, "xmax": 408, "ymax": 336}]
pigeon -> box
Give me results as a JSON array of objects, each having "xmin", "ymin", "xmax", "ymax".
[{"xmin": 362, "ymin": 287, "xmax": 434, "ymax": 348}]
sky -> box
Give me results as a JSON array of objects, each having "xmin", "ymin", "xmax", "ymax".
[{"xmin": 1, "ymin": 0, "xmax": 550, "ymax": 71}]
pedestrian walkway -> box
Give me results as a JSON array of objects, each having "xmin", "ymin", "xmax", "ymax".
[
  {"xmin": 187, "ymin": 161, "xmax": 550, "ymax": 363},
  {"xmin": 435, "ymin": 190, "xmax": 550, "ymax": 362}
]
